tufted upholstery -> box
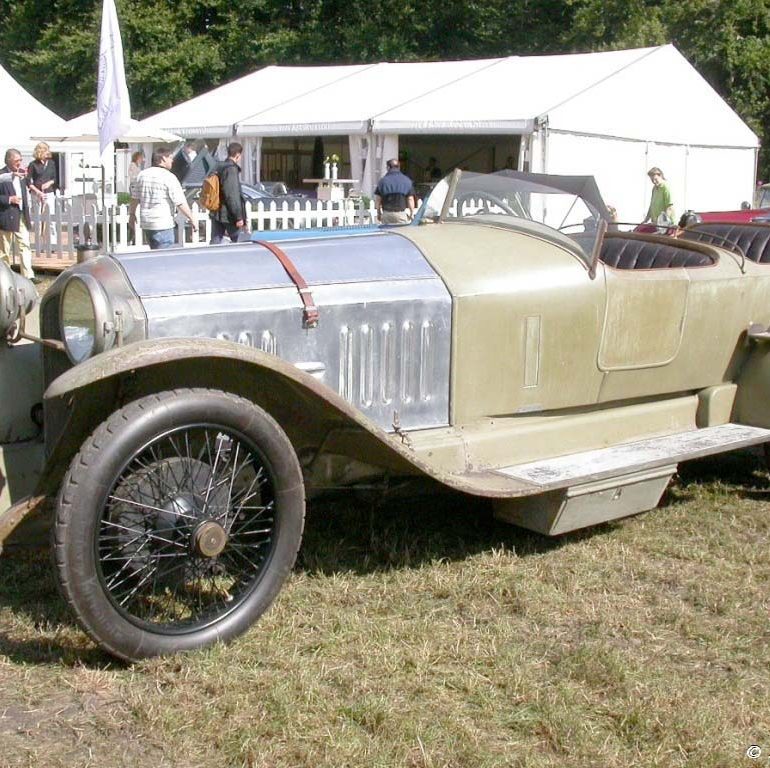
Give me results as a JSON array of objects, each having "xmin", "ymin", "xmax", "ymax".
[
  {"xmin": 600, "ymin": 236, "xmax": 714, "ymax": 270},
  {"xmin": 680, "ymin": 223, "xmax": 770, "ymax": 264}
]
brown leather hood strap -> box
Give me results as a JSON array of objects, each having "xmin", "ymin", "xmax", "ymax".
[{"xmin": 254, "ymin": 239, "xmax": 319, "ymax": 328}]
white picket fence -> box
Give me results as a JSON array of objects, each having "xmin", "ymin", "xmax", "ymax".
[{"xmin": 29, "ymin": 195, "xmax": 385, "ymax": 266}]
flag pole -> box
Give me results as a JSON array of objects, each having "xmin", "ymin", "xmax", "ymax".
[{"xmin": 97, "ymin": 0, "xmax": 131, "ymax": 254}]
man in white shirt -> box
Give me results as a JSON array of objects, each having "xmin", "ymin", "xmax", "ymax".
[{"xmin": 129, "ymin": 146, "xmax": 195, "ymax": 250}]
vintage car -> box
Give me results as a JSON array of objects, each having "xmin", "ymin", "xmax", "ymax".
[
  {"xmin": 3, "ymin": 169, "xmax": 770, "ymax": 662},
  {"xmin": 683, "ymin": 182, "xmax": 770, "ymax": 225}
]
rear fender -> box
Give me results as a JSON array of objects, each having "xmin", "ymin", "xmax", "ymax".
[{"xmin": 734, "ymin": 337, "xmax": 770, "ymax": 427}]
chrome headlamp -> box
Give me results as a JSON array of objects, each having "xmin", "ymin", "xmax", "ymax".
[
  {"xmin": 60, "ymin": 274, "xmax": 116, "ymax": 364},
  {"xmin": 0, "ymin": 260, "xmax": 37, "ymax": 337}
]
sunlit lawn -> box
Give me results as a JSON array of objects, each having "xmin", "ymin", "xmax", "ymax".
[{"xmin": 1, "ymin": 450, "xmax": 768, "ymax": 767}]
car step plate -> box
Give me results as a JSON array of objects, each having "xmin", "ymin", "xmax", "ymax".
[{"xmin": 495, "ymin": 423, "xmax": 770, "ymax": 490}]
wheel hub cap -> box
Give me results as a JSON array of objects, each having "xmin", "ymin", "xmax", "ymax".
[{"xmin": 193, "ymin": 520, "xmax": 228, "ymax": 558}]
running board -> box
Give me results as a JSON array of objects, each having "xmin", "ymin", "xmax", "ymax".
[
  {"xmin": 494, "ymin": 423, "xmax": 770, "ymax": 491},
  {"xmin": 492, "ymin": 423, "xmax": 770, "ymax": 536}
]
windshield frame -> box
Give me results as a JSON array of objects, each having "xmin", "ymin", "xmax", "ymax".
[{"xmin": 415, "ymin": 168, "xmax": 612, "ymax": 273}]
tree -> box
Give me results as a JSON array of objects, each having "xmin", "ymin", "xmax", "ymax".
[{"xmin": 0, "ymin": 0, "xmax": 767, "ymax": 177}]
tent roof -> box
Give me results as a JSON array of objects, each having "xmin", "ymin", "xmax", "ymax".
[
  {"xmin": 141, "ymin": 64, "xmax": 372, "ymax": 137},
  {"xmin": 236, "ymin": 59, "xmax": 502, "ymax": 136},
  {"xmin": 373, "ymin": 48, "xmax": 654, "ymax": 133},
  {"xmin": 370, "ymin": 48, "xmax": 654, "ymax": 135},
  {"xmin": 544, "ymin": 45, "xmax": 758, "ymax": 147},
  {"xmin": 371, "ymin": 46, "xmax": 758, "ymax": 147},
  {"xmin": 34, "ymin": 109, "xmax": 183, "ymax": 143},
  {"xmin": 0, "ymin": 64, "xmax": 66, "ymax": 152},
  {"xmin": 143, "ymin": 45, "xmax": 758, "ymax": 149}
]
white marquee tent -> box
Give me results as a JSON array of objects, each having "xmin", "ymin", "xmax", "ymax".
[
  {"xmin": 141, "ymin": 45, "xmax": 759, "ymax": 219},
  {"xmin": 0, "ymin": 63, "xmax": 66, "ymax": 156},
  {"xmin": 38, "ymin": 109, "xmax": 182, "ymax": 144}
]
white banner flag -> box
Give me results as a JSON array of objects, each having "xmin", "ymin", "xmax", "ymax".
[{"xmin": 97, "ymin": 0, "xmax": 131, "ymax": 159}]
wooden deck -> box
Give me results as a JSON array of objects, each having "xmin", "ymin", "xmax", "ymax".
[{"xmin": 30, "ymin": 231, "xmax": 76, "ymax": 273}]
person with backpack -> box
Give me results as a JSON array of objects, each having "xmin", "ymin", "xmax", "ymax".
[
  {"xmin": 128, "ymin": 146, "xmax": 195, "ymax": 250},
  {"xmin": 209, "ymin": 142, "xmax": 247, "ymax": 244}
]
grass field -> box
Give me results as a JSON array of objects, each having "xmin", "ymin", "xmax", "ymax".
[{"xmin": 1, "ymin": 449, "xmax": 768, "ymax": 767}]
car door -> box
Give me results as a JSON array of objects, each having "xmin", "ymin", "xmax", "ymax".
[
  {"xmin": 596, "ymin": 249, "xmax": 747, "ymax": 404},
  {"xmin": 598, "ymin": 265, "xmax": 689, "ymax": 371}
]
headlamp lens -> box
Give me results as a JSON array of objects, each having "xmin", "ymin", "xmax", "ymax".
[{"xmin": 61, "ymin": 277, "xmax": 98, "ymax": 363}]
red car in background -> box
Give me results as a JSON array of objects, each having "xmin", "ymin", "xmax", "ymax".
[
  {"xmin": 635, "ymin": 183, "xmax": 770, "ymax": 232},
  {"xmin": 692, "ymin": 182, "xmax": 770, "ymax": 224}
]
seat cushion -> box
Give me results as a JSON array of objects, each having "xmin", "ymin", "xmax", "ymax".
[
  {"xmin": 681, "ymin": 223, "xmax": 770, "ymax": 264},
  {"xmin": 600, "ymin": 237, "xmax": 714, "ymax": 269}
]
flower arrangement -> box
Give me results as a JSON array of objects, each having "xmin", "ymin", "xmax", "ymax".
[{"xmin": 324, "ymin": 154, "xmax": 340, "ymax": 180}]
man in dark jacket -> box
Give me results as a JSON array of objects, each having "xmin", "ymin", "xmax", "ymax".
[
  {"xmin": 0, "ymin": 148, "xmax": 37, "ymax": 281},
  {"xmin": 171, "ymin": 141, "xmax": 196, "ymax": 183},
  {"xmin": 374, "ymin": 158, "xmax": 416, "ymax": 225},
  {"xmin": 211, "ymin": 142, "xmax": 246, "ymax": 244}
]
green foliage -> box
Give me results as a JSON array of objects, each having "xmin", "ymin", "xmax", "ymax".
[{"xmin": 0, "ymin": 0, "xmax": 768, "ymax": 175}]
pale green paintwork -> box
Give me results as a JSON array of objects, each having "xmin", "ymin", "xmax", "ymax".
[
  {"xmin": 7, "ymin": 220, "xmax": 770, "ymax": 534},
  {"xmin": 398, "ymin": 223, "xmax": 607, "ymax": 424},
  {"xmin": 398, "ymin": 223, "xmax": 770, "ymax": 430}
]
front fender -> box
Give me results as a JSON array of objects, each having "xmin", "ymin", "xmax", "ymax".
[
  {"xmin": 41, "ymin": 337, "xmax": 532, "ymax": 500},
  {"xmin": 41, "ymin": 338, "xmax": 427, "ymax": 494}
]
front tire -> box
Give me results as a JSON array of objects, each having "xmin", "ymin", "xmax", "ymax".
[{"xmin": 53, "ymin": 388, "xmax": 305, "ymax": 662}]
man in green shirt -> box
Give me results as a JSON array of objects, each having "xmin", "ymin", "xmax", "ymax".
[{"xmin": 644, "ymin": 166, "xmax": 675, "ymax": 226}]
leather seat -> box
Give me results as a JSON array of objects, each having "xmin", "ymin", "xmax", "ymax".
[
  {"xmin": 680, "ymin": 223, "xmax": 770, "ymax": 264},
  {"xmin": 600, "ymin": 237, "xmax": 714, "ymax": 269}
]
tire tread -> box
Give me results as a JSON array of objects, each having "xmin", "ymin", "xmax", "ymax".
[{"xmin": 53, "ymin": 388, "xmax": 305, "ymax": 661}]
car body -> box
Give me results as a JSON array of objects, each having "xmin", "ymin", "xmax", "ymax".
[
  {"xmin": 3, "ymin": 168, "xmax": 770, "ymax": 661},
  {"xmin": 184, "ymin": 181, "xmax": 308, "ymax": 210},
  {"xmin": 685, "ymin": 182, "xmax": 770, "ymax": 225}
]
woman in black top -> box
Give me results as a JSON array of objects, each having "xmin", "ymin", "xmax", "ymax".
[{"xmin": 28, "ymin": 141, "xmax": 57, "ymax": 242}]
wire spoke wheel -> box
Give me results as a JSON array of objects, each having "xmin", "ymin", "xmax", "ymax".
[
  {"xmin": 54, "ymin": 389, "xmax": 305, "ymax": 661},
  {"xmin": 98, "ymin": 425, "xmax": 276, "ymax": 632}
]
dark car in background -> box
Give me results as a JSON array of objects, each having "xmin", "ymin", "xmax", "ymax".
[
  {"xmin": 184, "ymin": 181, "xmax": 308, "ymax": 211},
  {"xmin": 184, "ymin": 181, "xmax": 310, "ymax": 238},
  {"xmin": 178, "ymin": 146, "xmax": 309, "ymax": 213}
]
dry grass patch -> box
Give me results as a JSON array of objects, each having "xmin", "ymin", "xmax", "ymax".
[{"xmin": 1, "ymin": 451, "xmax": 769, "ymax": 766}]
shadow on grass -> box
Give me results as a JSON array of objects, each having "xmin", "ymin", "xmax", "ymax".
[
  {"xmin": 300, "ymin": 445, "xmax": 770, "ymax": 577},
  {"xmin": 297, "ymin": 480, "xmax": 621, "ymax": 577},
  {"xmin": 4, "ymin": 448, "xmax": 764, "ymax": 666},
  {"xmin": 0, "ymin": 481, "xmax": 624, "ymax": 667},
  {"xmin": 0, "ymin": 548, "xmax": 116, "ymax": 667},
  {"xmin": 660, "ymin": 446, "xmax": 770, "ymax": 508}
]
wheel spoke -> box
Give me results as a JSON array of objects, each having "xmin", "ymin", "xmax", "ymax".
[
  {"xmin": 96, "ymin": 421, "xmax": 279, "ymax": 631},
  {"xmin": 107, "ymin": 493, "xmax": 199, "ymax": 522},
  {"xmin": 101, "ymin": 518, "xmax": 188, "ymax": 549}
]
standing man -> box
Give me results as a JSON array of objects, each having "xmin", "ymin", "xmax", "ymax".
[
  {"xmin": 375, "ymin": 159, "xmax": 416, "ymax": 225},
  {"xmin": 171, "ymin": 141, "xmax": 197, "ymax": 183},
  {"xmin": 211, "ymin": 142, "xmax": 246, "ymax": 244},
  {"xmin": 0, "ymin": 148, "xmax": 38, "ymax": 282},
  {"xmin": 644, "ymin": 167, "xmax": 675, "ymax": 226},
  {"xmin": 423, "ymin": 157, "xmax": 442, "ymax": 182},
  {"xmin": 129, "ymin": 146, "xmax": 195, "ymax": 250}
]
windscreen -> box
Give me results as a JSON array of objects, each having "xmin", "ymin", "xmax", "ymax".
[{"xmin": 419, "ymin": 169, "xmax": 611, "ymax": 261}]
